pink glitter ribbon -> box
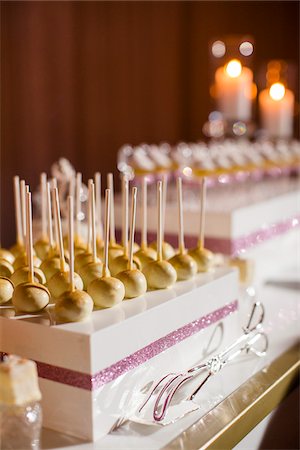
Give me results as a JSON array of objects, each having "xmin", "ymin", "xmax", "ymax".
[{"xmin": 34, "ymin": 300, "xmax": 238, "ymax": 391}]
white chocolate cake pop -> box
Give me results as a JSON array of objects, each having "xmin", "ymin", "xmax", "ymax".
[
  {"xmin": 149, "ymin": 174, "xmax": 175, "ymax": 260},
  {"xmin": 9, "ymin": 176, "xmax": 25, "ymax": 257},
  {"xmin": 135, "ymin": 177, "xmax": 157, "ymax": 268},
  {"xmin": 169, "ymin": 178, "xmax": 197, "ymax": 280},
  {"xmin": 0, "ymin": 249, "xmax": 15, "ymax": 265},
  {"xmin": 116, "ymin": 187, "xmax": 147, "ymax": 298},
  {"xmin": 34, "ymin": 173, "xmax": 50, "ymax": 260},
  {"xmin": 78, "ymin": 181, "xmax": 104, "ymax": 289},
  {"xmin": 48, "ymin": 187, "xmax": 83, "ymax": 299},
  {"xmin": 0, "ymin": 277, "xmax": 14, "ymax": 304},
  {"xmin": 11, "ymin": 266, "xmax": 46, "ymax": 287},
  {"xmin": 12, "ymin": 191, "xmax": 50, "ymax": 313},
  {"xmin": 0, "ymin": 259, "xmax": 14, "ymax": 278},
  {"xmin": 110, "ymin": 177, "xmax": 141, "ymax": 276},
  {"xmin": 143, "ymin": 181, "xmax": 177, "ymax": 289},
  {"xmin": 88, "ymin": 189, "xmax": 125, "ymax": 307},
  {"xmin": 188, "ymin": 178, "xmax": 214, "ymax": 272},
  {"xmin": 55, "ymin": 196, "xmax": 93, "ymax": 322}
]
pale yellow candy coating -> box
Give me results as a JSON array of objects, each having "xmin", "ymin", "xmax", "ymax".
[
  {"xmin": 116, "ymin": 269, "xmax": 147, "ymax": 299},
  {"xmin": 55, "ymin": 290, "xmax": 93, "ymax": 322},
  {"xmin": 169, "ymin": 253, "xmax": 197, "ymax": 280},
  {"xmin": 14, "ymin": 254, "xmax": 41, "ymax": 271},
  {"xmin": 149, "ymin": 241, "xmax": 175, "ymax": 260},
  {"xmin": 0, "ymin": 277, "xmax": 14, "ymax": 304},
  {"xmin": 0, "ymin": 249, "xmax": 15, "ymax": 265},
  {"xmin": 47, "ymin": 271, "xmax": 83, "ymax": 299},
  {"xmin": 9, "ymin": 243, "xmax": 26, "ymax": 258},
  {"xmin": 40, "ymin": 257, "xmax": 68, "ymax": 281},
  {"xmin": 12, "ymin": 282, "xmax": 50, "ymax": 313},
  {"xmin": 143, "ymin": 260, "xmax": 177, "ymax": 289},
  {"xmin": 34, "ymin": 239, "xmax": 50, "ymax": 261},
  {"xmin": 78, "ymin": 261, "xmax": 105, "ymax": 290},
  {"xmin": 87, "ymin": 276, "xmax": 125, "ymax": 308},
  {"xmin": 187, "ymin": 247, "xmax": 214, "ymax": 273},
  {"xmin": 11, "ymin": 267, "xmax": 46, "ymax": 286},
  {"xmin": 74, "ymin": 252, "xmax": 101, "ymax": 272},
  {"xmin": 109, "ymin": 254, "xmax": 141, "ymax": 277},
  {"xmin": 133, "ymin": 242, "xmax": 140, "ymax": 253},
  {"xmin": 135, "ymin": 247, "xmax": 157, "ymax": 269},
  {"xmin": 0, "ymin": 259, "xmax": 14, "ymax": 278}
]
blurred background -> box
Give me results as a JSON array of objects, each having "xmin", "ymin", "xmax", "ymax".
[{"xmin": 1, "ymin": 1, "xmax": 299, "ymax": 246}]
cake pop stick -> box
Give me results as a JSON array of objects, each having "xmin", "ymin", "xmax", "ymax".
[
  {"xmin": 20, "ymin": 180, "xmax": 27, "ymax": 244},
  {"xmin": 116, "ymin": 187, "xmax": 147, "ymax": 299},
  {"xmin": 35, "ymin": 173, "xmax": 50, "ymax": 260},
  {"xmin": 12, "ymin": 191, "xmax": 50, "ymax": 313},
  {"xmin": 88, "ymin": 189, "xmax": 125, "ymax": 307},
  {"xmin": 48, "ymin": 188, "xmax": 83, "ymax": 299},
  {"xmin": 55, "ymin": 196, "xmax": 93, "ymax": 322},
  {"xmin": 135, "ymin": 178, "xmax": 157, "ymax": 268},
  {"xmin": 73, "ymin": 173, "xmax": 85, "ymax": 252},
  {"xmin": 13, "ymin": 176, "xmax": 24, "ymax": 249},
  {"xmin": 40, "ymin": 182, "xmax": 61, "ymax": 281},
  {"xmin": 150, "ymin": 175, "xmax": 175, "ymax": 260},
  {"xmin": 95, "ymin": 172, "xmax": 103, "ymax": 248},
  {"xmin": 169, "ymin": 178, "xmax": 197, "ymax": 280},
  {"xmin": 107, "ymin": 173, "xmax": 122, "ymax": 249},
  {"xmin": 188, "ymin": 178, "xmax": 214, "ymax": 272},
  {"xmin": 143, "ymin": 181, "xmax": 177, "ymax": 289},
  {"xmin": 77, "ymin": 181, "xmax": 103, "ymax": 289},
  {"xmin": 109, "ymin": 177, "xmax": 141, "ymax": 276},
  {"xmin": 52, "ymin": 187, "xmax": 67, "ymax": 274},
  {"xmin": 14, "ymin": 184, "xmax": 41, "ymax": 271}
]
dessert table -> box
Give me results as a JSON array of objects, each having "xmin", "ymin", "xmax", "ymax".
[{"xmin": 39, "ymin": 265, "xmax": 299, "ymax": 450}]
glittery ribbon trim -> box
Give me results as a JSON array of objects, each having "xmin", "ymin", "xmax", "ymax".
[
  {"xmin": 123, "ymin": 214, "xmax": 300, "ymax": 256},
  {"xmin": 35, "ymin": 300, "xmax": 238, "ymax": 391}
]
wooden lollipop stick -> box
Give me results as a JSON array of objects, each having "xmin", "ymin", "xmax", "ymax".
[
  {"xmin": 157, "ymin": 181, "xmax": 163, "ymax": 262},
  {"xmin": 68, "ymin": 196, "xmax": 75, "ymax": 292},
  {"xmin": 177, "ymin": 177, "xmax": 185, "ymax": 254},
  {"xmin": 90, "ymin": 181, "xmax": 97, "ymax": 263},
  {"xmin": 75, "ymin": 173, "xmax": 82, "ymax": 239},
  {"xmin": 87, "ymin": 179, "xmax": 93, "ymax": 251},
  {"xmin": 162, "ymin": 174, "xmax": 168, "ymax": 242},
  {"xmin": 24, "ymin": 185, "xmax": 30, "ymax": 266},
  {"xmin": 141, "ymin": 177, "xmax": 147, "ymax": 249},
  {"xmin": 107, "ymin": 173, "xmax": 116, "ymax": 245},
  {"xmin": 13, "ymin": 176, "xmax": 24, "ymax": 246},
  {"xmin": 128, "ymin": 187, "xmax": 137, "ymax": 271},
  {"xmin": 103, "ymin": 189, "xmax": 110, "ymax": 277},
  {"xmin": 95, "ymin": 172, "xmax": 103, "ymax": 241},
  {"xmin": 40, "ymin": 173, "xmax": 47, "ymax": 239},
  {"xmin": 20, "ymin": 179, "xmax": 27, "ymax": 242},
  {"xmin": 198, "ymin": 177, "xmax": 206, "ymax": 249},
  {"xmin": 122, "ymin": 176, "xmax": 129, "ymax": 256},
  {"xmin": 69, "ymin": 172, "xmax": 75, "ymax": 198},
  {"xmin": 52, "ymin": 187, "xmax": 66, "ymax": 273},
  {"xmin": 25, "ymin": 191, "xmax": 34, "ymax": 284},
  {"xmin": 46, "ymin": 182, "xmax": 54, "ymax": 251}
]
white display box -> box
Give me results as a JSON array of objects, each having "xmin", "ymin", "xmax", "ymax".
[
  {"xmin": 0, "ymin": 268, "xmax": 239, "ymax": 441},
  {"xmin": 115, "ymin": 177, "xmax": 300, "ymax": 284}
]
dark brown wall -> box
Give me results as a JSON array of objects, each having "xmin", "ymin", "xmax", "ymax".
[{"xmin": 1, "ymin": 1, "xmax": 299, "ymax": 246}]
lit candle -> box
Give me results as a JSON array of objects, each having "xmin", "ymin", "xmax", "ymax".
[
  {"xmin": 259, "ymin": 82, "xmax": 294, "ymax": 139},
  {"xmin": 215, "ymin": 59, "xmax": 253, "ymax": 122}
]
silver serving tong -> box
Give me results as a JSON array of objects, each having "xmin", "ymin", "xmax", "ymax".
[{"xmin": 138, "ymin": 301, "xmax": 268, "ymax": 423}]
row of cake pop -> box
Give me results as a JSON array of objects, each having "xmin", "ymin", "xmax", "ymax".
[
  {"xmin": 117, "ymin": 140, "xmax": 300, "ymax": 186},
  {"xmin": 0, "ymin": 172, "xmax": 214, "ymax": 321}
]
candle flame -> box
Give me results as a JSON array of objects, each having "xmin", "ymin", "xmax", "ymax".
[
  {"xmin": 225, "ymin": 59, "xmax": 242, "ymax": 78},
  {"xmin": 269, "ymin": 82, "xmax": 285, "ymax": 101}
]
